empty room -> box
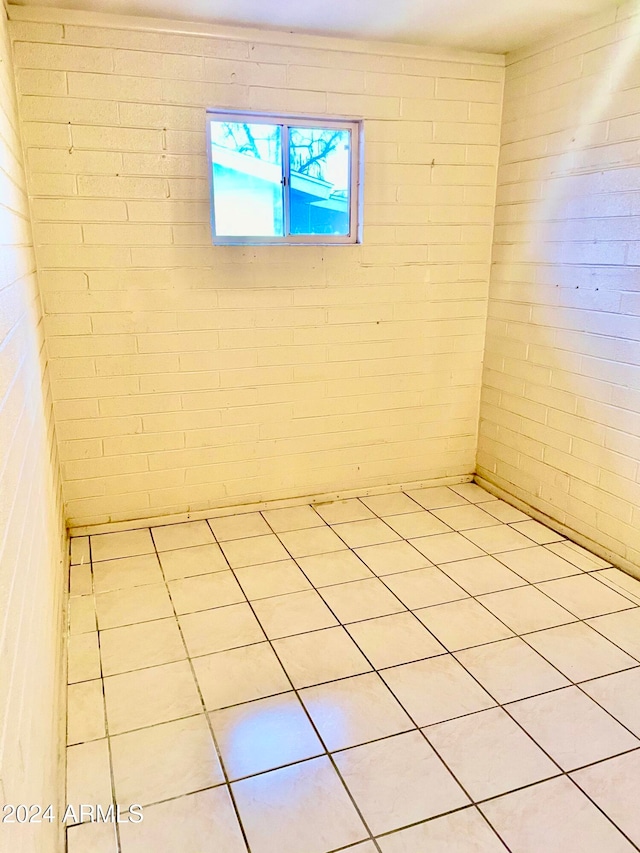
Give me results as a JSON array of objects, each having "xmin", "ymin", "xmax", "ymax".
[{"xmin": 2, "ymin": 0, "xmax": 640, "ymax": 850}]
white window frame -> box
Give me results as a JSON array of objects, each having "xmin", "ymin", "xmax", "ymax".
[{"xmin": 206, "ymin": 109, "xmax": 362, "ymax": 246}]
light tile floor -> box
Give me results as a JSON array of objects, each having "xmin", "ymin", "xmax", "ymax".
[{"xmin": 66, "ymin": 484, "xmax": 640, "ymax": 853}]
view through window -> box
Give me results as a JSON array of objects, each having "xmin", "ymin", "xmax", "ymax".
[{"xmin": 207, "ymin": 112, "xmax": 361, "ymax": 244}]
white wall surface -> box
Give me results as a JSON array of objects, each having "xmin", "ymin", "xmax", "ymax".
[
  {"xmin": 478, "ymin": 0, "xmax": 640, "ymax": 568},
  {"xmin": 9, "ymin": 7, "xmax": 504, "ymax": 528},
  {"xmin": 0, "ymin": 5, "xmax": 66, "ymax": 852}
]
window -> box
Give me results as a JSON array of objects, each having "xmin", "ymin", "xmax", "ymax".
[{"xmin": 206, "ymin": 111, "xmax": 361, "ymax": 245}]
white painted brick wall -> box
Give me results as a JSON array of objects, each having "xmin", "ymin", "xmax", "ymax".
[
  {"xmin": 9, "ymin": 9, "xmax": 503, "ymax": 528},
  {"xmin": 478, "ymin": 0, "xmax": 640, "ymax": 568},
  {"xmin": 0, "ymin": 7, "xmax": 65, "ymax": 852}
]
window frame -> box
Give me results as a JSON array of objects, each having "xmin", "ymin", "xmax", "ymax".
[{"xmin": 206, "ymin": 109, "xmax": 362, "ymax": 246}]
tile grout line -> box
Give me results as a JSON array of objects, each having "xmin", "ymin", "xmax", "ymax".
[
  {"xmin": 67, "ymin": 537, "xmax": 124, "ymax": 853},
  {"xmin": 74, "ymin": 517, "xmax": 640, "ymax": 727},
  {"xmin": 276, "ymin": 509, "xmax": 522, "ymax": 851},
  {"xmin": 70, "ymin": 561, "xmax": 640, "ymax": 715},
  {"xmin": 148, "ymin": 525, "xmax": 256, "ymax": 853},
  {"xmin": 91, "ymin": 528, "xmax": 125, "ymax": 853},
  {"xmin": 251, "ymin": 500, "xmax": 521, "ymax": 851},
  {"xmin": 265, "ymin": 499, "xmax": 640, "ymax": 850},
  {"xmin": 206, "ymin": 514, "xmax": 386, "ymax": 853},
  {"xmin": 70, "ymin": 491, "xmax": 640, "ymax": 850}
]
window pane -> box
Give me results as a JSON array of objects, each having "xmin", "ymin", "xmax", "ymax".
[
  {"xmin": 210, "ymin": 121, "xmax": 284, "ymax": 237},
  {"xmin": 288, "ymin": 127, "xmax": 351, "ymax": 236}
]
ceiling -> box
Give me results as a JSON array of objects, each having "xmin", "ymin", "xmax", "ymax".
[{"xmin": 12, "ymin": 0, "xmax": 622, "ymax": 53}]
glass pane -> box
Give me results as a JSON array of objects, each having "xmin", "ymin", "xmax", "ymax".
[
  {"xmin": 288, "ymin": 126, "xmax": 351, "ymax": 236},
  {"xmin": 210, "ymin": 121, "xmax": 284, "ymax": 237}
]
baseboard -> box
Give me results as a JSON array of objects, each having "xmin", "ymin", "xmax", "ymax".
[
  {"xmin": 474, "ymin": 474, "xmax": 640, "ymax": 582},
  {"xmin": 67, "ymin": 473, "xmax": 475, "ymax": 536}
]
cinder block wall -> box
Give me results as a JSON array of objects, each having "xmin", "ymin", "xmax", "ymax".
[
  {"xmin": 8, "ymin": 8, "xmax": 504, "ymax": 528},
  {"xmin": 0, "ymin": 6, "xmax": 66, "ymax": 851},
  {"xmin": 478, "ymin": 0, "xmax": 640, "ymax": 568}
]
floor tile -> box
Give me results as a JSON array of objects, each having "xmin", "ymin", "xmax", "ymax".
[
  {"xmin": 111, "ymin": 715, "xmax": 224, "ymax": 805},
  {"xmin": 208, "ymin": 511, "xmax": 271, "ymax": 541},
  {"xmin": 451, "ymin": 483, "xmax": 497, "ymax": 503},
  {"xmin": 273, "ymin": 626, "xmax": 372, "ymax": 689},
  {"xmin": 572, "ymin": 750, "xmax": 640, "ymax": 846},
  {"xmin": 158, "ymin": 543, "xmax": 229, "ymax": 580},
  {"xmin": 495, "ymin": 545, "xmax": 581, "ymax": 583},
  {"xmin": 93, "ymin": 554, "xmax": 164, "ymax": 594},
  {"xmin": 95, "ymin": 583, "xmax": 173, "ymax": 630},
  {"xmin": 221, "ymin": 534, "xmax": 290, "ymax": 568},
  {"xmin": 523, "ymin": 622, "xmax": 638, "ymax": 682},
  {"xmin": 151, "ymin": 520, "xmax": 215, "ymax": 552},
  {"xmin": 66, "ymin": 739, "xmax": 112, "ymax": 821},
  {"xmin": 300, "ymin": 672, "xmax": 414, "ymax": 751},
  {"xmin": 581, "ymin": 668, "xmax": 640, "ymax": 736},
  {"xmin": 360, "ymin": 492, "xmax": 421, "ymax": 516},
  {"xmin": 416, "ymin": 598, "xmax": 514, "ymax": 651},
  {"xmin": 193, "ymin": 642, "xmax": 290, "ymax": 710},
  {"xmin": 251, "ymin": 589, "xmax": 338, "ymax": 639},
  {"xmin": 481, "ymin": 500, "xmax": 530, "ymax": 524},
  {"xmin": 439, "ymin": 555, "xmax": 526, "ymax": 596},
  {"xmin": 104, "ymin": 660, "xmax": 202, "ymax": 735},
  {"xmin": 594, "ymin": 568, "xmax": 640, "ymax": 605},
  {"xmin": 507, "ymin": 686, "xmax": 639, "ymax": 770},
  {"xmin": 168, "ymin": 571, "xmax": 245, "ymax": 615},
  {"xmin": 234, "ymin": 559, "xmax": 311, "ymax": 600},
  {"xmin": 588, "ymin": 608, "xmax": 640, "ymax": 659},
  {"xmin": 546, "ymin": 540, "xmax": 611, "ymax": 571},
  {"xmin": 100, "ymin": 617, "xmax": 185, "ymax": 676},
  {"xmin": 384, "ymin": 510, "xmax": 451, "ymax": 539},
  {"xmin": 383, "ymin": 567, "xmax": 468, "ymax": 609},
  {"xmin": 538, "ymin": 574, "xmax": 636, "ymax": 619},
  {"xmin": 67, "ymin": 599, "xmax": 98, "ymax": 639},
  {"xmin": 279, "ymin": 525, "xmax": 347, "ymax": 558},
  {"xmin": 179, "ymin": 602, "xmax": 266, "ymax": 656},
  {"xmin": 410, "ymin": 532, "xmax": 484, "ymax": 564},
  {"xmin": 455, "ymin": 638, "xmax": 569, "ymax": 704},
  {"xmin": 377, "ymin": 806, "xmax": 507, "ymax": 853},
  {"xmin": 354, "ymin": 540, "xmax": 431, "ymax": 576},
  {"xmin": 405, "ymin": 486, "xmax": 467, "ymax": 509},
  {"xmin": 67, "ymin": 822, "xmax": 117, "ymax": 853},
  {"xmin": 67, "ymin": 680, "xmax": 106, "ymax": 745},
  {"xmin": 313, "ymin": 498, "xmax": 375, "ymax": 524},
  {"xmin": 91, "ymin": 528, "xmax": 154, "ymax": 562},
  {"xmin": 479, "ymin": 776, "xmax": 635, "ymax": 853},
  {"xmin": 118, "ymin": 787, "xmax": 247, "ymax": 853},
  {"xmin": 68, "ymin": 632, "xmax": 101, "ymax": 684},
  {"xmin": 232, "ymin": 757, "xmax": 368, "ymax": 853},
  {"xmin": 463, "ymin": 525, "xmax": 535, "ymax": 554},
  {"xmin": 297, "ymin": 550, "xmax": 374, "ymax": 587},
  {"xmin": 347, "ymin": 611, "xmax": 445, "ymax": 669},
  {"xmin": 333, "ymin": 518, "xmax": 401, "ymax": 548},
  {"xmin": 431, "ymin": 504, "xmax": 500, "ymax": 531},
  {"xmin": 478, "ymin": 585, "xmax": 575, "ymax": 634},
  {"xmin": 232, "ymin": 756, "xmax": 368, "ymax": 853},
  {"xmin": 68, "ymin": 595, "xmax": 96, "ymax": 635},
  {"xmin": 70, "ymin": 564, "xmax": 92, "ymax": 596},
  {"xmin": 66, "ymin": 489, "xmax": 639, "ymax": 853},
  {"xmin": 335, "ymin": 730, "xmax": 468, "ymax": 835},
  {"xmin": 70, "ymin": 535, "xmax": 91, "ymax": 565},
  {"xmin": 425, "ymin": 706, "xmax": 557, "ymax": 800},
  {"xmin": 347, "ymin": 843, "xmax": 378, "ymax": 852},
  {"xmin": 261, "ymin": 504, "xmax": 324, "ymax": 532},
  {"xmin": 510, "ymin": 519, "xmax": 564, "ymax": 544},
  {"xmin": 210, "ymin": 692, "xmax": 323, "ymax": 779},
  {"xmin": 380, "ymin": 655, "xmax": 495, "ymax": 726},
  {"xmin": 320, "ymin": 577, "xmax": 405, "ymax": 623}
]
